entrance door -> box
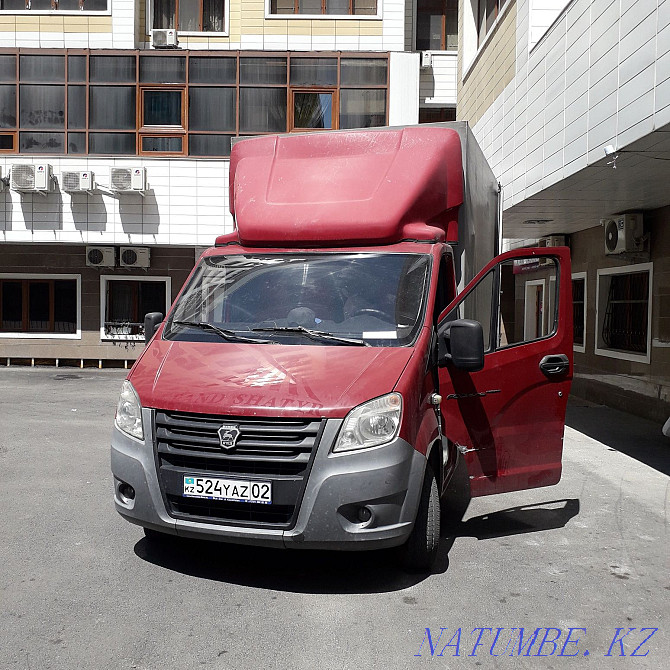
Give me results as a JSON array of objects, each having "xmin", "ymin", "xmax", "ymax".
[{"xmin": 437, "ymin": 248, "xmax": 573, "ymax": 497}]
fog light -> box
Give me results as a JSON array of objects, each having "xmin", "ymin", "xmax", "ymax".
[
  {"xmin": 357, "ymin": 506, "xmax": 372, "ymax": 523},
  {"xmin": 119, "ymin": 482, "xmax": 135, "ymax": 501}
]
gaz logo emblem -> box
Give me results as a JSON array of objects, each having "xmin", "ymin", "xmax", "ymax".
[{"xmin": 218, "ymin": 424, "xmax": 241, "ymax": 450}]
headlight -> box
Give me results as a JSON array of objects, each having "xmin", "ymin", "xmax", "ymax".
[
  {"xmin": 333, "ymin": 393, "xmax": 402, "ymax": 453},
  {"xmin": 115, "ymin": 380, "xmax": 144, "ymax": 441}
]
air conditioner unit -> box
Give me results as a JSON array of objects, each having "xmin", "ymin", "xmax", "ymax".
[
  {"xmin": 543, "ymin": 235, "xmax": 566, "ymax": 247},
  {"xmin": 602, "ymin": 213, "xmax": 643, "ymax": 255},
  {"xmin": 86, "ymin": 246, "xmax": 115, "ymax": 268},
  {"xmin": 0, "ymin": 167, "xmax": 5, "ymax": 190},
  {"xmin": 120, "ymin": 246, "xmax": 150, "ymax": 269},
  {"xmin": 62, "ymin": 171, "xmax": 95, "ymax": 192},
  {"xmin": 110, "ymin": 167, "xmax": 147, "ymax": 193},
  {"xmin": 420, "ymin": 51, "xmax": 432, "ymax": 68},
  {"xmin": 11, "ymin": 164, "xmax": 54, "ymax": 193},
  {"xmin": 152, "ymin": 29, "xmax": 178, "ymax": 48}
]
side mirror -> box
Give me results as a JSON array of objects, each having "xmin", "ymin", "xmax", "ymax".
[
  {"xmin": 144, "ymin": 312, "xmax": 164, "ymax": 345},
  {"xmin": 438, "ymin": 319, "xmax": 485, "ymax": 372}
]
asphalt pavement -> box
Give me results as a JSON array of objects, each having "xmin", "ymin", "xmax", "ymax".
[{"xmin": 0, "ymin": 368, "xmax": 668, "ymax": 669}]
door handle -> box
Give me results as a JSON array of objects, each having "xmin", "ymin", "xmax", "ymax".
[{"xmin": 539, "ymin": 354, "xmax": 570, "ymax": 377}]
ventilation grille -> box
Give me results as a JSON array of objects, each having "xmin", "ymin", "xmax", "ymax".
[
  {"xmin": 11, "ymin": 165, "xmax": 35, "ymax": 190},
  {"xmin": 110, "ymin": 168, "xmax": 133, "ymax": 191}
]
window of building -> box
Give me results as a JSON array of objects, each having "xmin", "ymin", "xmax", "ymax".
[
  {"xmin": 595, "ymin": 264, "xmax": 652, "ymax": 363},
  {"xmin": 0, "ymin": 275, "xmax": 80, "ymax": 338},
  {"xmin": 269, "ymin": 0, "xmax": 377, "ymax": 16},
  {"xmin": 0, "ymin": 0, "xmax": 107, "ymax": 10},
  {"xmin": 572, "ymin": 272, "xmax": 586, "ymax": 353},
  {"xmin": 152, "ymin": 0, "xmax": 225, "ymax": 32},
  {"xmin": 101, "ymin": 276, "xmax": 171, "ymax": 340},
  {"xmin": 419, "ymin": 107, "xmax": 456, "ymax": 123},
  {"xmin": 477, "ymin": 0, "xmax": 508, "ymax": 46},
  {"xmin": 416, "ymin": 0, "xmax": 458, "ymax": 51},
  {"xmin": 0, "ymin": 51, "xmax": 389, "ymax": 158}
]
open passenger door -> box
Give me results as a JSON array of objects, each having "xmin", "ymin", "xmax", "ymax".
[{"xmin": 437, "ymin": 247, "xmax": 573, "ymax": 497}]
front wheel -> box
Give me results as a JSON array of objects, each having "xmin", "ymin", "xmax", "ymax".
[{"xmin": 399, "ymin": 463, "xmax": 441, "ymax": 572}]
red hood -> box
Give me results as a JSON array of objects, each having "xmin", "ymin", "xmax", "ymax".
[{"xmin": 129, "ymin": 340, "xmax": 414, "ymax": 418}]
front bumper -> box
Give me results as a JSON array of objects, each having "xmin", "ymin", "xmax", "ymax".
[{"xmin": 111, "ymin": 409, "xmax": 426, "ymax": 550}]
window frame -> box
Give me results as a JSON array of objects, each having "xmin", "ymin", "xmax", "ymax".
[
  {"xmin": 415, "ymin": 0, "xmax": 458, "ymax": 52},
  {"xmin": 100, "ymin": 275, "xmax": 171, "ymax": 342},
  {"xmin": 265, "ymin": 0, "xmax": 381, "ymax": 19},
  {"xmin": 146, "ymin": 0, "xmax": 229, "ymax": 36},
  {"xmin": 289, "ymin": 87, "xmax": 339, "ymax": 132},
  {"xmin": 0, "ymin": 0, "xmax": 110, "ymax": 14},
  {"xmin": 139, "ymin": 85, "xmax": 187, "ymax": 156},
  {"xmin": 595, "ymin": 263, "xmax": 653, "ymax": 364},
  {"xmin": 0, "ymin": 273, "xmax": 81, "ymax": 339},
  {"xmin": 572, "ymin": 271, "xmax": 586, "ymax": 354}
]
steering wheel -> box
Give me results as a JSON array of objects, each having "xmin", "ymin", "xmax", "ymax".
[{"xmin": 348, "ymin": 307, "xmax": 394, "ymax": 321}]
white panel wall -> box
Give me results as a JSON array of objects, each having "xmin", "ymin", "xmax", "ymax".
[
  {"xmin": 0, "ymin": 157, "xmax": 233, "ymax": 248},
  {"xmin": 529, "ymin": 0, "xmax": 571, "ymax": 50},
  {"xmin": 473, "ymin": 0, "xmax": 670, "ymax": 211},
  {"xmin": 389, "ymin": 51, "xmax": 420, "ymax": 124},
  {"xmin": 419, "ymin": 52, "xmax": 458, "ymax": 105}
]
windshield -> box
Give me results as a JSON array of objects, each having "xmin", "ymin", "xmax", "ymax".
[{"xmin": 165, "ymin": 252, "xmax": 431, "ymax": 347}]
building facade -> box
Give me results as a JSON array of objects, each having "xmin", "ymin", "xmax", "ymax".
[
  {"xmin": 0, "ymin": 0, "xmax": 459, "ymax": 366},
  {"xmin": 458, "ymin": 0, "xmax": 670, "ymax": 422}
]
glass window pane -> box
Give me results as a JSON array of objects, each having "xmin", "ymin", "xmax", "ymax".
[
  {"xmin": 30, "ymin": 0, "xmax": 52, "ymax": 8},
  {"xmin": 203, "ymin": 0, "xmax": 225, "ymax": 31},
  {"xmin": 20, "ymin": 56, "xmax": 65, "ymax": 83},
  {"xmin": 19, "ymin": 132, "xmax": 65, "ymax": 153},
  {"xmin": 68, "ymin": 86, "xmax": 86, "ymax": 129},
  {"xmin": 143, "ymin": 90, "xmax": 182, "ymax": 126},
  {"xmin": 141, "ymin": 135, "xmax": 183, "ymax": 152},
  {"xmin": 326, "ymin": 0, "xmax": 349, "ymax": 14},
  {"xmin": 239, "ymin": 88, "xmax": 287, "ymax": 133},
  {"xmin": 416, "ymin": 11, "xmax": 443, "ymax": 50},
  {"xmin": 54, "ymin": 280, "xmax": 77, "ymax": 334},
  {"xmin": 339, "ymin": 89, "xmax": 386, "ymax": 129},
  {"xmin": 340, "ymin": 58, "xmax": 387, "ymax": 86},
  {"xmin": 0, "ymin": 85, "xmax": 16, "ymax": 128},
  {"xmin": 20, "ymin": 85, "xmax": 65, "ymax": 128},
  {"xmin": 29, "ymin": 282, "xmax": 50, "ymax": 332},
  {"xmin": 90, "ymin": 56, "xmax": 136, "ymax": 83},
  {"xmin": 298, "ymin": 0, "xmax": 322, "ymax": 12},
  {"xmin": 293, "ymin": 92, "xmax": 332, "ymax": 129},
  {"xmin": 179, "ymin": 0, "xmax": 200, "ymax": 31},
  {"xmin": 67, "ymin": 56, "xmax": 87, "ymax": 82},
  {"xmin": 189, "ymin": 88, "xmax": 235, "ymax": 131},
  {"xmin": 139, "ymin": 282, "xmax": 166, "ymax": 317},
  {"xmin": 83, "ymin": 0, "xmax": 107, "ymax": 8},
  {"xmin": 189, "ymin": 134, "xmax": 232, "ymax": 157},
  {"xmin": 153, "ymin": 0, "xmax": 176, "ymax": 29},
  {"xmin": 90, "ymin": 87, "xmax": 135, "ymax": 129},
  {"xmin": 1, "ymin": 281, "xmax": 22, "ymax": 331},
  {"xmin": 108, "ymin": 282, "xmax": 134, "ymax": 323},
  {"xmin": 67, "ymin": 132, "xmax": 87, "ymax": 154},
  {"xmin": 290, "ymin": 58, "xmax": 337, "ymax": 86},
  {"xmin": 0, "ymin": 0, "xmax": 25, "ymax": 10},
  {"xmin": 0, "ymin": 134, "xmax": 14, "ymax": 150},
  {"xmin": 240, "ymin": 58, "xmax": 286, "ymax": 85},
  {"xmin": 189, "ymin": 57, "xmax": 236, "ymax": 84},
  {"xmin": 59, "ymin": 0, "xmax": 82, "ymax": 9},
  {"xmin": 140, "ymin": 56, "xmax": 186, "ymax": 83},
  {"xmin": 271, "ymin": 0, "xmax": 295, "ymax": 13},
  {"xmin": 352, "ymin": 0, "xmax": 376, "ymax": 14},
  {"xmin": 449, "ymin": 270, "xmax": 494, "ymax": 351},
  {"xmin": 89, "ymin": 133, "xmax": 136, "ymax": 154},
  {"xmin": 0, "ymin": 55, "xmax": 16, "ymax": 82}
]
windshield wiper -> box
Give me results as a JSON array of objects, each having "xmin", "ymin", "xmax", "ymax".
[
  {"xmin": 251, "ymin": 326, "xmax": 370, "ymax": 347},
  {"xmin": 173, "ymin": 320, "xmax": 273, "ymax": 344}
]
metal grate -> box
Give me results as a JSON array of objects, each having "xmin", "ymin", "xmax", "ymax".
[
  {"xmin": 110, "ymin": 168, "xmax": 132, "ymax": 190},
  {"xmin": 11, "ymin": 164, "xmax": 35, "ymax": 190},
  {"xmin": 155, "ymin": 410, "xmax": 323, "ymax": 528}
]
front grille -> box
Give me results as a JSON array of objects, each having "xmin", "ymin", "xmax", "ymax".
[{"xmin": 155, "ymin": 410, "xmax": 323, "ymax": 529}]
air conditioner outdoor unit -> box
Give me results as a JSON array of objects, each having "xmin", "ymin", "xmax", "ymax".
[
  {"xmin": 602, "ymin": 213, "xmax": 643, "ymax": 255},
  {"xmin": 543, "ymin": 235, "xmax": 566, "ymax": 247},
  {"xmin": 152, "ymin": 29, "xmax": 178, "ymax": 48},
  {"xmin": 420, "ymin": 51, "xmax": 432, "ymax": 68},
  {"xmin": 120, "ymin": 246, "xmax": 151, "ymax": 269},
  {"xmin": 11, "ymin": 164, "xmax": 54, "ymax": 193},
  {"xmin": 62, "ymin": 171, "xmax": 95, "ymax": 192},
  {"xmin": 110, "ymin": 167, "xmax": 147, "ymax": 193},
  {"xmin": 86, "ymin": 246, "xmax": 115, "ymax": 268}
]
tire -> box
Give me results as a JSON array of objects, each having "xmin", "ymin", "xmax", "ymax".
[{"xmin": 399, "ymin": 463, "xmax": 441, "ymax": 572}]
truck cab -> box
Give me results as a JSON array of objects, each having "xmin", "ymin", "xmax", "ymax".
[{"xmin": 111, "ymin": 127, "xmax": 572, "ymax": 570}]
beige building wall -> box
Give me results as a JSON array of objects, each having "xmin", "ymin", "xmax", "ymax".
[{"xmin": 456, "ymin": 0, "xmax": 516, "ymax": 126}]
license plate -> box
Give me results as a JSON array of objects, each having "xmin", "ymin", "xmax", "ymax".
[{"xmin": 183, "ymin": 476, "xmax": 272, "ymax": 504}]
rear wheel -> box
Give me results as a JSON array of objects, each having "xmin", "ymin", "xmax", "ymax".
[{"xmin": 399, "ymin": 463, "xmax": 440, "ymax": 572}]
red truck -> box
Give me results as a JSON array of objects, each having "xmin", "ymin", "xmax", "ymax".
[{"xmin": 111, "ymin": 125, "xmax": 572, "ymax": 570}]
